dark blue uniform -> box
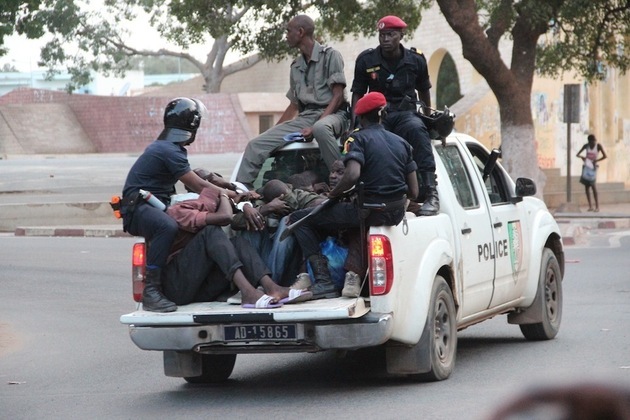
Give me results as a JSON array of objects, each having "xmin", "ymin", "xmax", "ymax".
[
  {"xmin": 122, "ymin": 140, "xmax": 191, "ymax": 272},
  {"xmin": 290, "ymin": 123, "xmax": 416, "ymax": 258},
  {"xmin": 351, "ymin": 45, "xmax": 435, "ymax": 173}
]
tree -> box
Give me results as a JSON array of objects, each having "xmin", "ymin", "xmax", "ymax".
[
  {"xmin": 435, "ymin": 0, "xmax": 630, "ymax": 187},
  {"xmin": 10, "ymin": 0, "xmax": 429, "ymax": 93},
  {"xmin": 0, "ymin": 1, "xmax": 43, "ymax": 57}
]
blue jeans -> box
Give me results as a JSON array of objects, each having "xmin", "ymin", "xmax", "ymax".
[{"xmin": 239, "ymin": 216, "xmax": 301, "ymax": 286}]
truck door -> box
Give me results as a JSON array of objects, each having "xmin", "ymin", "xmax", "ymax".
[
  {"xmin": 435, "ymin": 144, "xmax": 496, "ymax": 318},
  {"xmin": 466, "ymin": 144, "xmax": 529, "ymax": 306}
]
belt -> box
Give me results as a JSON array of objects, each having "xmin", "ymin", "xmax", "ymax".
[
  {"xmin": 303, "ymin": 103, "xmax": 328, "ymax": 111},
  {"xmin": 362, "ymin": 195, "xmax": 406, "ymax": 211},
  {"xmin": 387, "ymin": 101, "xmax": 416, "ymax": 112},
  {"xmin": 121, "ymin": 191, "xmax": 141, "ymax": 208}
]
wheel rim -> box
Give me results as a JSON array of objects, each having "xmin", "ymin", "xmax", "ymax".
[
  {"xmin": 434, "ymin": 296, "xmax": 453, "ymax": 361},
  {"xmin": 544, "ymin": 265, "xmax": 559, "ymax": 324}
]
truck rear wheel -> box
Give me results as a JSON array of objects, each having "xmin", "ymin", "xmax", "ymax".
[
  {"xmin": 184, "ymin": 354, "xmax": 237, "ymax": 384},
  {"xmin": 413, "ymin": 275, "xmax": 457, "ymax": 381},
  {"xmin": 519, "ymin": 248, "xmax": 562, "ymax": 340}
]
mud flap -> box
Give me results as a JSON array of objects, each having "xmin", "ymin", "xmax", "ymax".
[
  {"xmin": 385, "ymin": 315, "xmax": 432, "ymax": 375},
  {"xmin": 163, "ymin": 350, "xmax": 201, "ymax": 377}
]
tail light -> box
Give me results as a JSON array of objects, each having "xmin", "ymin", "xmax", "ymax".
[
  {"xmin": 131, "ymin": 242, "xmax": 146, "ymax": 302},
  {"xmin": 369, "ymin": 234, "xmax": 393, "ymax": 295}
]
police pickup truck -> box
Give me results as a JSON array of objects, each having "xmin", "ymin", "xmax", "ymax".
[{"xmin": 120, "ymin": 132, "xmax": 564, "ymax": 383}]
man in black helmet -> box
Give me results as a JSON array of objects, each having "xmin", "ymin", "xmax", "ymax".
[{"xmin": 121, "ymin": 97, "xmax": 230, "ymax": 313}]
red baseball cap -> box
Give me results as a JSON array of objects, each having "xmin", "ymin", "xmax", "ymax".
[
  {"xmin": 377, "ymin": 15, "xmax": 407, "ymax": 31},
  {"xmin": 355, "ymin": 92, "xmax": 387, "ymax": 116}
]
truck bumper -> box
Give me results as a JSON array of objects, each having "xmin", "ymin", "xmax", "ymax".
[{"xmin": 127, "ymin": 312, "xmax": 393, "ymax": 353}]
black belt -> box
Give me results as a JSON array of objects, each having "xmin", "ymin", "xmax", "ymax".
[
  {"xmin": 303, "ymin": 103, "xmax": 328, "ymax": 111},
  {"xmin": 362, "ymin": 195, "xmax": 406, "ymax": 211},
  {"xmin": 121, "ymin": 192, "xmax": 141, "ymax": 208}
]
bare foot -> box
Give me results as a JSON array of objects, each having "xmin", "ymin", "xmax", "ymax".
[
  {"xmin": 260, "ymin": 276, "xmax": 291, "ymax": 301},
  {"xmin": 239, "ymin": 288, "xmax": 265, "ymax": 306}
]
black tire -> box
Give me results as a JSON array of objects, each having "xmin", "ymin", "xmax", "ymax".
[
  {"xmin": 184, "ymin": 353, "xmax": 236, "ymax": 384},
  {"xmin": 414, "ymin": 276, "xmax": 457, "ymax": 381},
  {"xmin": 520, "ymin": 248, "xmax": 563, "ymax": 341}
]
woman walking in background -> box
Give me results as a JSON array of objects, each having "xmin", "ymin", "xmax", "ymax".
[{"xmin": 576, "ymin": 134, "xmax": 607, "ymax": 212}]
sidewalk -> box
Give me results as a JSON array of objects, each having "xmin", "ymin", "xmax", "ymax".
[
  {"xmin": 12, "ymin": 202, "xmax": 630, "ymax": 247},
  {"xmin": 2, "ymin": 153, "xmax": 629, "ymax": 245}
]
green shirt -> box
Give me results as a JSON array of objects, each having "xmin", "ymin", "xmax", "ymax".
[{"xmin": 287, "ymin": 41, "xmax": 347, "ymax": 110}]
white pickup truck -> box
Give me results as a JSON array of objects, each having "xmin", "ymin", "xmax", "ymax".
[{"xmin": 120, "ymin": 132, "xmax": 564, "ymax": 383}]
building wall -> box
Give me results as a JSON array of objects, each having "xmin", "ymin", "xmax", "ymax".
[{"xmin": 0, "ymin": 88, "xmax": 251, "ymax": 154}]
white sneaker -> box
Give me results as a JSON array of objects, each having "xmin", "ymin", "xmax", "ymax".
[
  {"xmin": 342, "ymin": 271, "xmax": 361, "ymax": 298},
  {"xmin": 291, "ymin": 272, "xmax": 312, "ymax": 290}
]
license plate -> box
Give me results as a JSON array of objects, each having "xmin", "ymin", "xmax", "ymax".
[{"xmin": 224, "ymin": 324, "xmax": 297, "ymax": 341}]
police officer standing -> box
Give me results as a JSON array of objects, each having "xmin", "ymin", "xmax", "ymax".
[
  {"xmin": 121, "ymin": 97, "xmax": 227, "ymax": 313},
  {"xmin": 351, "ymin": 15, "xmax": 439, "ymax": 216},
  {"xmin": 288, "ymin": 91, "xmax": 418, "ymax": 299}
]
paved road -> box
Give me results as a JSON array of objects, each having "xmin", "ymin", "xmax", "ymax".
[{"xmin": 1, "ymin": 235, "xmax": 629, "ymax": 419}]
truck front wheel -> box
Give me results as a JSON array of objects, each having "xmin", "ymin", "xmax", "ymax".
[
  {"xmin": 184, "ymin": 354, "xmax": 237, "ymax": 384},
  {"xmin": 519, "ymin": 248, "xmax": 563, "ymax": 341}
]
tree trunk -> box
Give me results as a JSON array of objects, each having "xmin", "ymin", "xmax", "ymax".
[{"xmin": 436, "ymin": 0, "xmax": 549, "ymax": 197}]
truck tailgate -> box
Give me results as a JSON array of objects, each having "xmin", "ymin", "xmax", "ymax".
[{"xmin": 120, "ymin": 297, "xmax": 369, "ymax": 326}]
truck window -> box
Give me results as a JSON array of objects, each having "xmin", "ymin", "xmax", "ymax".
[
  {"xmin": 254, "ymin": 148, "xmax": 329, "ymax": 190},
  {"xmin": 435, "ymin": 146, "xmax": 479, "ymax": 209}
]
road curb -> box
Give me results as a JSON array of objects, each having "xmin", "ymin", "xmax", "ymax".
[{"xmin": 14, "ymin": 225, "xmax": 129, "ymax": 238}]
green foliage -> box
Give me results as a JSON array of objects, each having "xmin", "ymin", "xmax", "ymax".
[
  {"xmin": 537, "ymin": 0, "xmax": 630, "ymax": 81},
  {"xmin": 0, "ymin": 0, "xmax": 431, "ymax": 91},
  {"xmin": 2, "ymin": 0, "xmax": 628, "ymax": 93},
  {"xmin": 0, "ymin": 0, "xmax": 43, "ymax": 56}
]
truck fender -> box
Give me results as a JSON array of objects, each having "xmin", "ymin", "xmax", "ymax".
[
  {"xmin": 519, "ymin": 207, "xmax": 563, "ymax": 308},
  {"xmin": 388, "ymin": 236, "xmax": 454, "ymax": 345}
]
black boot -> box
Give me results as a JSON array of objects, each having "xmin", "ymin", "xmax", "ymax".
[
  {"xmin": 418, "ymin": 172, "xmax": 439, "ymax": 216},
  {"xmin": 308, "ymin": 254, "xmax": 340, "ymax": 300},
  {"xmin": 143, "ymin": 269, "xmax": 177, "ymax": 312}
]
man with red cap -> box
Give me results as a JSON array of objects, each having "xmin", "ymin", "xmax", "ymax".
[
  {"xmin": 351, "ymin": 15, "xmax": 439, "ymax": 216},
  {"xmin": 288, "ymin": 91, "xmax": 419, "ymax": 299}
]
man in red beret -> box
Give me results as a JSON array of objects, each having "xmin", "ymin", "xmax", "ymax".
[
  {"xmin": 351, "ymin": 15, "xmax": 440, "ymax": 216},
  {"xmin": 288, "ymin": 90, "xmax": 419, "ymax": 299}
]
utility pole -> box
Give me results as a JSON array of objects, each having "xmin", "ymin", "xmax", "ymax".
[{"xmin": 563, "ymin": 84, "xmax": 580, "ymax": 205}]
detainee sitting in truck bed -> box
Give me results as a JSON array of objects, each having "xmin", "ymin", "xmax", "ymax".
[{"xmin": 161, "ymin": 186, "xmax": 312, "ymax": 309}]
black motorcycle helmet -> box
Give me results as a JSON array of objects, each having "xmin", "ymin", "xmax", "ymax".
[{"xmin": 157, "ymin": 97, "xmax": 207, "ymax": 144}]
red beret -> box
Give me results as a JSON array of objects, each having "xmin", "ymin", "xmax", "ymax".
[
  {"xmin": 377, "ymin": 15, "xmax": 407, "ymax": 31},
  {"xmin": 355, "ymin": 92, "xmax": 387, "ymax": 116}
]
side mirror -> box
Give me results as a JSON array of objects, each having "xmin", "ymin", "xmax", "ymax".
[{"xmin": 515, "ymin": 177, "xmax": 536, "ymax": 197}]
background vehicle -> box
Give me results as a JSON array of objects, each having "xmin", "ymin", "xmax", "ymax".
[{"xmin": 121, "ymin": 133, "xmax": 564, "ymax": 383}]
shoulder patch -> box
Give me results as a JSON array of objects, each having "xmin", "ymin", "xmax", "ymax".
[
  {"xmin": 357, "ymin": 48, "xmax": 375, "ymax": 59},
  {"xmin": 410, "ymin": 47, "xmax": 424, "ymax": 56},
  {"xmin": 343, "ymin": 137, "xmax": 355, "ymax": 154}
]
